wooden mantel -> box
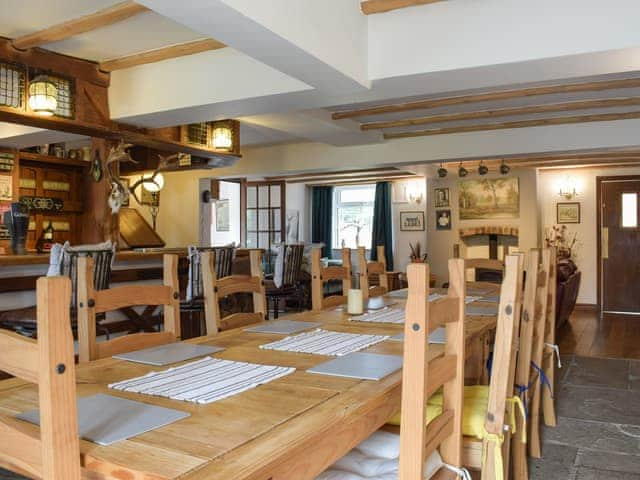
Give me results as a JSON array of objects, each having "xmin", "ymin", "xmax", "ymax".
[{"xmin": 459, "ymin": 226, "xmax": 519, "ymax": 238}]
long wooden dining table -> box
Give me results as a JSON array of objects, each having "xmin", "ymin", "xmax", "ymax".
[{"xmin": 0, "ymin": 282, "xmax": 500, "ymax": 480}]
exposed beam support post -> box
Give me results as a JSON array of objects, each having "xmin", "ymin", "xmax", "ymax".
[{"xmin": 11, "ymin": 1, "xmax": 149, "ymax": 51}]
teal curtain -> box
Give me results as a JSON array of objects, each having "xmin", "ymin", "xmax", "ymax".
[
  {"xmin": 312, "ymin": 186, "xmax": 333, "ymax": 258},
  {"xmin": 371, "ymin": 182, "xmax": 394, "ymax": 270}
]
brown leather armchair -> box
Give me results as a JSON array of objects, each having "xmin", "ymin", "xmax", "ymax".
[{"xmin": 556, "ymin": 258, "xmax": 581, "ymax": 331}]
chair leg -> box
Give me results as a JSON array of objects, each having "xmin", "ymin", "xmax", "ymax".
[
  {"xmin": 273, "ymin": 296, "xmax": 279, "ymax": 319},
  {"xmin": 511, "ymin": 421, "xmax": 528, "ymax": 480},
  {"xmin": 542, "ymin": 353, "xmax": 557, "ymax": 427},
  {"xmin": 529, "ymin": 381, "xmax": 542, "ymax": 459}
]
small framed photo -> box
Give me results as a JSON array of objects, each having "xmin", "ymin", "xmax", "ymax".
[
  {"xmin": 436, "ymin": 209, "xmax": 452, "ymax": 230},
  {"xmin": 434, "ymin": 187, "xmax": 450, "ymax": 208},
  {"xmin": 400, "ymin": 211, "xmax": 425, "ymax": 231},
  {"xmin": 557, "ymin": 202, "xmax": 580, "ymax": 224}
]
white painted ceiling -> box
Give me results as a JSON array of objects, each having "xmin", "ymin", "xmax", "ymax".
[{"xmin": 1, "ymin": 0, "xmax": 640, "ymax": 162}]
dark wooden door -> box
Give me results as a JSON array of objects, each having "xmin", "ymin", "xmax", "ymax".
[{"xmin": 600, "ymin": 177, "xmax": 640, "ymax": 315}]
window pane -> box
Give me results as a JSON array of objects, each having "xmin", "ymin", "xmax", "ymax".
[
  {"xmin": 622, "ymin": 193, "xmax": 638, "ymax": 228},
  {"xmin": 339, "ymin": 187, "xmax": 376, "ymax": 204},
  {"xmin": 247, "ymin": 186, "xmax": 257, "ymax": 208},
  {"xmin": 270, "ymin": 185, "xmax": 281, "ymax": 207},
  {"xmin": 259, "ymin": 232, "xmax": 269, "ymax": 248},
  {"xmin": 247, "ymin": 209, "xmax": 257, "ymax": 231},
  {"xmin": 247, "ymin": 232, "xmax": 257, "ymax": 247},
  {"xmin": 258, "ymin": 186, "xmax": 269, "ymax": 207},
  {"xmin": 336, "ymin": 205, "xmax": 373, "ymax": 249},
  {"xmin": 258, "ymin": 209, "xmax": 269, "ymax": 230}
]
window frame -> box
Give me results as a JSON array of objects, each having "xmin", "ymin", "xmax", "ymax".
[{"xmin": 332, "ymin": 184, "xmax": 376, "ymax": 250}]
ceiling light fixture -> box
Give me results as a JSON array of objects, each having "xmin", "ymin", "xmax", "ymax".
[
  {"xmin": 478, "ymin": 160, "xmax": 489, "ymax": 176},
  {"xmin": 211, "ymin": 121, "xmax": 234, "ymax": 151},
  {"xmin": 458, "ymin": 162, "xmax": 468, "ymax": 178},
  {"xmin": 28, "ymin": 75, "xmax": 57, "ymax": 116},
  {"xmin": 437, "ymin": 162, "xmax": 448, "ymax": 178},
  {"xmin": 500, "ymin": 159, "xmax": 510, "ymax": 175}
]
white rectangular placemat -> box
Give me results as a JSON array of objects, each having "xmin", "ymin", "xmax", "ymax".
[
  {"xmin": 389, "ymin": 327, "xmax": 446, "ymax": 344},
  {"xmin": 351, "ymin": 308, "xmax": 404, "ymax": 324},
  {"xmin": 109, "ymin": 357, "xmax": 295, "ymax": 405},
  {"xmin": 244, "ymin": 319, "xmax": 321, "ymax": 335},
  {"xmin": 18, "ymin": 393, "xmax": 189, "ymax": 446},
  {"xmin": 260, "ymin": 329, "xmax": 388, "ymax": 356},
  {"xmin": 307, "ymin": 352, "xmax": 403, "ymax": 381},
  {"xmin": 113, "ymin": 343, "xmax": 224, "ymax": 366}
]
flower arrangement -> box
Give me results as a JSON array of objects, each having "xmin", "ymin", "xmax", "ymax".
[
  {"xmin": 409, "ymin": 242, "xmax": 428, "ymax": 263},
  {"xmin": 544, "ymin": 225, "xmax": 578, "ymax": 259}
]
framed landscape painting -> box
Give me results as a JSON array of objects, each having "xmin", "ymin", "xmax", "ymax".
[
  {"xmin": 458, "ymin": 177, "xmax": 519, "ymax": 220},
  {"xmin": 557, "ymin": 202, "xmax": 580, "ymax": 224}
]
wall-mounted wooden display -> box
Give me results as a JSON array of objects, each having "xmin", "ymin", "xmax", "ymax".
[{"xmin": 17, "ymin": 152, "xmax": 85, "ymax": 251}]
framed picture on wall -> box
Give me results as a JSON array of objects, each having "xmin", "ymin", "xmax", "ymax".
[
  {"xmin": 557, "ymin": 202, "xmax": 580, "ymax": 224},
  {"xmin": 435, "ymin": 209, "xmax": 452, "ymax": 230},
  {"xmin": 434, "ymin": 187, "xmax": 449, "ymax": 208},
  {"xmin": 400, "ymin": 211, "xmax": 425, "ymax": 231}
]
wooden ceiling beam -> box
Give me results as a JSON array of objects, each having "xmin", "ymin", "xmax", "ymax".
[
  {"xmin": 285, "ymin": 171, "xmax": 416, "ymax": 184},
  {"xmin": 332, "ymin": 78, "xmax": 640, "ymax": 120},
  {"xmin": 266, "ymin": 167, "xmax": 403, "ymax": 182},
  {"xmin": 361, "ymin": 0, "xmax": 445, "ymax": 15},
  {"xmin": 383, "ymin": 110, "xmax": 640, "ymax": 139},
  {"xmin": 361, "ymin": 97, "xmax": 640, "ymax": 130},
  {"xmin": 98, "ymin": 38, "xmax": 226, "ymax": 72},
  {"xmin": 11, "ymin": 1, "xmax": 148, "ymax": 51}
]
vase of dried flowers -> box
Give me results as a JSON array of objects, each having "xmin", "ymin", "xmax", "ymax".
[
  {"xmin": 544, "ymin": 225, "xmax": 578, "ymax": 260},
  {"xmin": 409, "ymin": 242, "xmax": 428, "ymax": 263}
]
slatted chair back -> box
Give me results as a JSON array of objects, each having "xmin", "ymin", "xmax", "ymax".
[
  {"xmin": 76, "ymin": 254, "xmax": 180, "ymax": 363},
  {"xmin": 55, "ymin": 242, "xmax": 115, "ymax": 314},
  {"xmin": 279, "ymin": 243, "xmax": 305, "ymax": 288},
  {"xmin": 399, "ymin": 258, "xmax": 466, "ymax": 479},
  {"xmin": 186, "ymin": 246, "xmax": 235, "ymax": 303},
  {"xmin": 464, "ymin": 258, "xmax": 505, "ymax": 283},
  {"xmin": 0, "ymin": 276, "xmax": 82, "ymax": 479},
  {"xmin": 311, "ymin": 247, "xmax": 352, "ymax": 311},
  {"xmin": 357, "ymin": 245, "xmax": 389, "ymax": 300},
  {"xmin": 201, "ymin": 249, "xmax": 266, "ymax": 333},
  {"xmin": 542, "ymin": 246, "xmax": 558, "ymax": 428}
]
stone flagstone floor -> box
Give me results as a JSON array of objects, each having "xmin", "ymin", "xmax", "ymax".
[{"xmin": 1, "ymin": 355, "xmax": 639, "ymax": 479}]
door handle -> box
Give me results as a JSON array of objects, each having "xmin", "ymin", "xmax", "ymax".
[{"xmin": 602, "ymin": 227, "xmax": 609, "ymax": 259}]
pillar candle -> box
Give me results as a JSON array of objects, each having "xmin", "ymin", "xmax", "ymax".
[{"xmin": 347, "ymin": 289, "xmax": 363, "ymax": 315}]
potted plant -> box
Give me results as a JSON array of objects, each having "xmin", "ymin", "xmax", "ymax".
[{"xmin": 409, "ymin": 242, "xmax": 428, "ymax": 263}]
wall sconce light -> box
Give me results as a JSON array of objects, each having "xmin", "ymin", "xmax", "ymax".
[
  {"xmin": 558, "ymin": 175, "xmax": 579, "ymax": 200},
  {"xmin": 437, "ymin": 162, "xmax": 448, "ymax": 178},
  {"xmin": 211, "ymin": 121, "xmax": 234, "ymax": 151},
  {"xmin": 478, "ymin": 160, "xmax": 489, "ymax": 176},
  {"xmin": 458, "ymin": 162, "xmax": 468, "ymax": 178},
  {"xmin": 142, "ymin": 172, "xmax": 165, "ymax": 230},
  {"xmin": 28, "ymin": 75, "xmax": 57, "ymax": 116},
  {"xmin": 407, "ymin": 180, "xmax": 424, "ymax": 204}
]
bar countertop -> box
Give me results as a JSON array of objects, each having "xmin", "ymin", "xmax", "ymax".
[{"xmin": 0, "ymin": 248, "xmax": 189, "ymax": 267}]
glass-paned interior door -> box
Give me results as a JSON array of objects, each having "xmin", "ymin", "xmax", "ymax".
[{"xmin": 245, "ymin": 181, "xmax": 285, "ymax": 272}]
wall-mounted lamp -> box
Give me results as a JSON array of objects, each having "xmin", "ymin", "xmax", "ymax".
[
  {"xmin": 210, "ymin": 120, "xmax": 236, "ymax": 151},
  {"xmin": 500, "ymin": 159, "xmax": 510, "ymax": 175},
  {"xmin": 28, "ymin": 75, "xmax": 57, "ymax": 116},
  {"xmin": 142, "ymin": 172, "xmax": 165, "ymax": 230},
  {"xmin": 478, "ymin": 160, "xmax": 489, "ymax": 176},
  {"xmin": 558, "ymin": 176, "xmax": 579, "ymax": 200},
  {"xmin": 407, "ymin": 180, "xmax": 425, "ymax": 204},
  {"xmin": 458, "ymin": 162, "xmax": 468, "ymax": 178}
]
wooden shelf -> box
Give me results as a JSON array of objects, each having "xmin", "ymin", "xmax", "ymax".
[{"xmin": 18, "ymin": 151, "xmax": 89, "ymax": 168}]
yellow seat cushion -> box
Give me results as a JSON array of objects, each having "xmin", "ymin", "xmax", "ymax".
[{"xmin": 387, "ymin": 385, "xmax": 489, "ymax": 440}]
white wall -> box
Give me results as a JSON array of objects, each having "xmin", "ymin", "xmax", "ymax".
[
  {"xmin": 211, "ymin": 180, "xmax": 241, "ymax": 245},
  {"xmin": 427, "ymin": 168, "xmax": 539, "ymax": 286},
  {"xmin": 285, "ymin": 183, "xmax": 308, "ymax": 242},
  {"xmin": 392, "ymin": 179, "xmax": 427, "ymax": 272},
  {"xmin": 538, "ymin": 165, "xmax": 640, "ymax": 305}
]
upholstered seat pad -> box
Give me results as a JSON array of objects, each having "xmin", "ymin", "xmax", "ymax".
[{"xmin": 387, "ymin": 385, "xmax": 489, "ymax": 440}]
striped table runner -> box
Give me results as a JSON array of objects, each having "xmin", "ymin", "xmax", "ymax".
[
  {"xmin": 108, "ymin": 357, "xmax": 295, "ymax": 405},
  {"xmin": 260, "ymin": 329, "xmax": 389, "ymax": 356},
  {"xmin": 351, "ymin": 308, "xmax": 405, "ymax": 324}
]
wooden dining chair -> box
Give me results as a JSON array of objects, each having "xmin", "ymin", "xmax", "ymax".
[
  {"xmin": 542, "ymin": 246, "xmax": 559, "ymax": 428},
  {"xmin": 76, "ymin": 254, "xmax": 180, "ymax": 363},
  {"xmin": 0, "ymin": 276, "xmax": 83, "ymax": 479},
  {"xmin": 399, "ymin": 258, "xmax": 467, "ymax": 479},
  {"xmin": 311, "ymin": 247, "xmax": 352, "ymax": 311},
  {"xmin": 265, "ymin": 243, "xmax": 305, "ymax": 319},
  {"xmin": 357, "ymin": 245, "xmax": 389, "ymax": 300},
  {"xmin": 201, "ymin": 249, "xmax": 266, "ymax": 333}
]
